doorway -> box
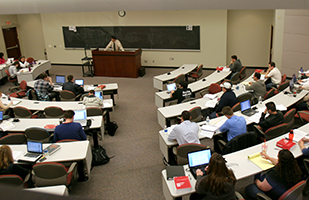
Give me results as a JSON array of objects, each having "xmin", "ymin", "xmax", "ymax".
[{"xmin": 2, "ymin": 26, "xmax": 21, "ymax": 60}]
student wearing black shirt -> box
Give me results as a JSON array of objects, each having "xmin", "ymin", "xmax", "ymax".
[{"xmin": 170, "ymin": 80, "xmax": 193, "ymax": 104}]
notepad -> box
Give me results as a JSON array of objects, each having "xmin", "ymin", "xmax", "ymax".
[
  {"xmin": 205, "ymin": 99, "xmax": 218, "ymax": 108},
  {"xmin": 248, "ymin": 152, "xmax": 274, "ymax": 170}
]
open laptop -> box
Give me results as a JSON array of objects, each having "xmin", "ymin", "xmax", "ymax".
[
  {"xmin": 75, "ymin": 79, "xmax": 84, "ymax": 86},
  {"xmin": 240, "ymin": 99, "xmax": 256, "ymax": 116},
  {"xmin": 166, "ymin": 83, "xmax": 176, "ymax": 94},
  {"xmin": 289, "ymin": 79, "xmax": 295, "ymax": 93},
  {"xmin": 24, "ymin": 141, "xmax": 43, "ymax": 159},
  {"xmin": 95, "ymin": 91, "xmax": 103, "ymax": 99},
  {"xmin": 55, "ymin": 75, "xmax": 66, "ymax": 86},
  {"xmin": 74, "ymin": 109, "xmax": 87, "ymax": 126},
  {"xmin": 188, "ymin": 149, "xmax": 212, "ymax": 179}
]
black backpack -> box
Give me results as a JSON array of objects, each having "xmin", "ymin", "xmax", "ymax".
[
  {"xmin": 107, "ymin": 121, "xmax": 118, "ymax": 136},
  {"xmin": 92, "ymin": 145, "xmax": 110, "ymax": 166}
]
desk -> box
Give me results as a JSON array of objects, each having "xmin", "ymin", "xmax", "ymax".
[
  {"xmin": 25, "ymin": 185, "xmax": 69, "ymax": 196},
  {"xmin": 0, "ymin": 64, "xmax": 9, "ymax": 80},
  {"xmin": 153, "ymin": 64, "xmax": 198, "ymax": 90},
  {"xmin": 16, "ymin": 60, "xmax": 51, "ymax": 83},
  {"xmin": 155, "ymin": 70, "xmax": 231, "ymax": 107},
  {"xmin": 8, "ymin": 140, "xmax": 92, "ymax": 176}
]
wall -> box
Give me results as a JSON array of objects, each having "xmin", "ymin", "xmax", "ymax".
[
  {"xmin": 281, "ymin": 10, "xmax": 309, "ymax": 76},
  {"xmin": 227, "ymin": 10, "xmax": 273, "ymax": 67},
  {"xmin": 0, "ymin": 15, "xmax": 19, "ymax": 59}
]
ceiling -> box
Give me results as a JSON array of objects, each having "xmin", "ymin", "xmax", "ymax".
[{"xmin": 0, "ymin": 0, "xmax": 309, "ymax": 15}]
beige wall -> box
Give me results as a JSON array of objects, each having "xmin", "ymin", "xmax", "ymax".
[
  {"xmin": 272, "ymin": 10, "xmax": 285, "ymax": 70},
  {"xmin": 227, "ymin": 10, "xmax": 273, "ymax": 67},
  {"xmin": 0, "ymin": 15, "xmax": 19, "ymax": 59}
]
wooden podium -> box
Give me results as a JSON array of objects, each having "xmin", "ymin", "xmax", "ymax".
[{"xmin": 92, "ymin": 48, "xmax": 142, "ymax": 78}]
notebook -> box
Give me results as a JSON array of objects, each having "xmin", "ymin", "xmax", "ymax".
[
  {"xmin": 55, "ymin": 75, "xmax": 66, "ymax": 86},
  {"xmin": 20, "ymin": 141, "xmax": 43, "ymax": 162},
  {"xmin": 95, "ymin": 91, "xmax": 103, "ymax": 99},
  {"xmin": 75, "ymin": 79, "xmax": 84, "ymax": 86},
  {"xmin": 240, "ymin": 100, "xmax": 256, "ymax": 116},
  {"xmin": 74, "ymin": 109, "xmax": 87, "ymax": 126},
  {"xmin": 188, "ymin": 149, "xmax": 212, "ymax": 179},
  {"xmin": 166, "ymin": 83, "xmax": 176, "ymax": 94}
]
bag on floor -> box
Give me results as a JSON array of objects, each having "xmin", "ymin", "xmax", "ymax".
[
  {"xmin": 92, "ymin": 145, "xmax": 110, "ymax": 166},
  {"xmin": 107, "ymin": 121, "xmax": 118, "ymax": 136}
]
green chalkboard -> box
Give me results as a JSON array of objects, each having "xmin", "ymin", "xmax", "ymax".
[{"xmin": 62, "ymin": 26, "xmax": 200, "ymax": 50}]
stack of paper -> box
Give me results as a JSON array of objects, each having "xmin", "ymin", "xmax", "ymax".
[
  {"xmin": 205, "ymin": 99, "xmax": 218, "ymax": 108},
  {"xmin": 0, "ymin": 121, "xmax": 16, "ymax": 131},
  {"xmin": 248, "ymin": 152, "xmax": 274, "ymax": 170},
  {"xmin": 199, "ymin": 125, "xmax": 219, "ymax": 139},
  {"xmin": 293, "ymin": 129, "xmax": 308, "ymax": 142}
]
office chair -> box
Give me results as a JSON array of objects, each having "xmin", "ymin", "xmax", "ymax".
[
  {"xmin": 26, "ymin": 57, "xmax": 35, "ymax": 64},
  {"xmin": 181, "ymin": 97, "xmax": 195, "ymax": 103},
  {"xmin": 173, "ymin": 74, "xmax": 185, "ymax": 85},
  {"xmin": 176, "ymin": 143, "xmax": 207, "ymax": 165},
  {"xmin": 189, "ymin": 64, "xmax": 203, "ymax": 81},
  {"xmin": 254, "ymin": 123, "xmax": 288, "ymax": 141},
  {"xmin": 86, "ymin": 107, "xmax": 103, "ymax": 116},
  {"xmin": 294, "ymin": 110, "xmax": 309, "ymax": 123},
  {"xmin": 59, "ymin": 90, "xmax": 80, "ymax": 101},
  {"xmin": 276, "ymin": 81, "xmax": 289, "ymax": 92},
  {"xmin": 231, "ymin": 102, "xmax": 241, "ymax": 112},
  {"xmin": 56, "ymin": 139, "xmax": 79, "ymax": 143},
  {"xmin": 0, "ymin": 133, "xmax": 27, "ymax": 144},
  {"xmin": 283, "ymin": 108, "xmax": 296, "ymax": 131},
  {"xmin": 25, "ymin": 127, "xmax": 52, "ymax": 143},
  {"xmin": 8, "ymin": 80, "xmax": 27, "ymax": 98},
  {"xmin": 199, "ymin": 83, "xmax": 221, "ymax": 97},
  {"xmin": 189, "ymin": 106, "xmax": 202, "ymax": 123},
  {"xmin": 0, "ymin": 175, "xmax": 26, "ymax": 188},
  {"xmin": 80, "ymin": 93, "xmax": 88, "ymax": 101},
  {"xmin": 256, "ymin": 180, "xmax": 306, "ymax": 200},
  {"xmin": 237, "ymin": 93, "xmax": 253, "ymax": 103},
  {"xmin": 5, "ymin": 69, "xmax": 18, "ymax": 86},
  {"xmin": 13, "ymin": 106, "xmax": 39, "ymax": 118},
  {"xmin": 264, "ymin": 88, "xmax": 276, "ymax": 100},
  {"xmin": 44, "ymin": 106, "xmax": 65, "ymax": 118},
  {"xmin": 281, "ymin": 74, "xmax": 287, "ymax": 84},
  {"xmin": 230, "ymin": 72, "xmax": 240, "ymax": 85},
  {"xmin": 32, "ymin": 162, "xmax": 77, "ymax": 187},
  {"xmin": 239, "ymin": 66, "xmax": 247, "ymax": 80}
]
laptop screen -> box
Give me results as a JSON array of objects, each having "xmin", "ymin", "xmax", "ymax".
[
  {"xmin": 292, "ymin": 74, "xmax": 297, "ymax": 83},
  {"xmin": 0, "ymin": 111, "xmax": 3, "ymax": 120},
  {"xmin": 300, "ymin": 67, "xmax": 304, "ymax": 73},
  {"xmin": 75, "ymin": 79, "xmax": 84, "ymax": 86},
  {"xmin": 240, "ymin": 99, "xmax": 251, "ymax": 112},
  {"xmin": 27, "ymin": 141, "xmax": 43, "ymax": 154},
  {"xmin": 95, "ymin": 91, "xmax": 103, "ymax": 99},
  {"xmin": 188, "ymin": 149, "xmax": 212, "ymax": 168},
  {"xmin": 74, "ymin": 110, "xmax": 87, "ymax": 121},
  {"xmin": 55, "ymin": 75, "xmax": 65, "ymax": 84},
  {"xmin": 289, "ymin": 80, "xmax": 294, "ymax": 93},
  {"xmin": 167, "ymin": 83, "xmax": 176, "ymax": 91}
]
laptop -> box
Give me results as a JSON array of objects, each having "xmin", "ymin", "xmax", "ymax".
[
  {"xmin": 75, "ymin": 79, "xmax": 84, "ymax": 86},
  {"xmin": 240, "ymin": 99, "xmax": 256, "ymax": 116},
  {"xmin": 188, "ymin": 149, "xmax": 212, "ymax": 179},
  {"xmin": 74, "ymin": 109, "xmax": 87, "ymax": 126},
  {"xmin": 24, "ymin": 141, "xmax": 43, "ymax": 159},
  {"xmin": 55, "ymin": 75, "xmax": 66, "ymax": 86},
  {"xmin": 95, "ymin": 91, "xmax": 103, "ymax": 99},
  {"xmin": 166, "ymin": 83, "xmax": 176, "ymax": 94},
  {"xmin": 289, "ymin": 79, "xmax": 295, "ymax": 93}
]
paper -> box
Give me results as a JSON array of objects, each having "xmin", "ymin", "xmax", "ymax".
[
  {"xmin": 199, "ymin": 130, "xmax": 215, "ymax": 139},
  {"xmin": 260, "ymin": 74, "xmax": 265, "ymax": 80},
  {"xmin": 86, "ymin": 86, "xmax": 96, "ymax": 90},
  {"xmin": 276, "ymin": 104, "xmax": 287, "ymax": 111},
  {"xmin": 213, "ymin": 119, "xmax": 227, "ymax": 127},
  {"xmin": 164, "ymin": 124, "xmax": 177, "ymax": 135},
  {"xmin": 205, "ymin": 99, "xmax": 218, "ymax": 108},
  {"xmin": 13, "ymin": 151, "xmax": 23, "ymax": 161},
  {"xmin": 0, "ymin": 121, "xmax": 16, "ymax": 131},
  {"xmin": 293, "ymin": 129, "xmax": 308, "ymax": 142},
  {"xmin": 103, "ymin": 102, "xmax": 111, "ymax": 108},
  {"xmin": 248, "ymin": 152, "xmax": 274, "ymax": 170},
  {"xmin": 203, "ymin": 94, "xmax": 217, "ymax": 100},
  {"xmin": 223, "ymin": 67, "xmax": 230, "ymax": 72},
  {"xmin": 201, "ymin": 124, "xmax": 219, "ymax": 132}
]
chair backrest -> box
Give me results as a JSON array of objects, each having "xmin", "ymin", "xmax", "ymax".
[
  {"xmin": 0, "ymin": 133, "xmax": 27, "ymax": 144},
  {"xmin": 264, "ymin": 123, "xmax": 289, "ymax": 140},
  {"xmin": 25, "ymin": 127, "xmax": 50, "ymax": 143},
  {"xmin": 230, "ymin": 72, "xmax": 240, "ymax": 85},
  {"xmin": 0, "ymin": 175, "xmax": 24, "ymax": 188},
  {"xmin": 33, "ymin": 162, "xmax": 69, "ymax": 187},
  {"xmin": 5, "ymin": 69, "xmax": 11, "ymax": 77},
  {"xmin": 56, "ymin": 139, "xmax": 79, "ymax": 143},
  {"xmin": 191, "ymin": 64, "xmax": 203, "ymax": 80},
  {"xmin": 173, "ymin": 74, "xmax": 185, "ymax": 85},
  {"xmin": 264, "ymin": 88, "xmax": 276, "ymax": 100},
  {"xmin": 59, "ymin": 90, "xmax": 76, "ymax": 101},
  {"xmin": 26, "ymin": 57, "xmax": 35, "ymax": 64},
  {"xmin": 80, "ymin": 93, "xmax": 89, "ymax": 101},
  {"xmin": 44, "ymin": 106, "xmax": 64, "ymax": 118},
  {"xmin": 19, "ymin": 80, "xmax": 27, "ymax": 90},
  {"xmin": 86, "ymin": 107, "xmax": 103, "ymax": 116},
  {"xmin": 221, "ymin": 132, "xmax": 259, "ymax": 155},
  {"xmin": 237, "ymin": 93, "xmax": 253, "ymax": 103},
  {"xmin": 284, "ymin": 108, "xmax": 296, "ymax": 131},
  {"xmin": 281, "ymin": 74, "xmax": 287, "ymax": 83},
  {"xmin": 295, "ymin": 110, "xmax": 309, "ymax": 123},
  {"xmin": 189, "ymin": 106, "xmax": 202, "ymax": 123},
  {"xmin": 277, "ymin": 81, "xmax": 289, "ymax": 92},
  {"xmin": 232, "ymin": 102, "xmax": 241, "ymax": 112},
  {"xmin": 176, "ymin": 143, "xmax": 207, "ymax": 165},
  {"xmin": 239, "ymin": 66, "xmax": 247, "ymax": 80},
  {"xmin": 13, "ymin": 106, "xmax": 32, "ymax": 118},
  {"xmin": 181, "ymin": 97, "xmax": 195, "ymax": 103},
  {"xmin": 208, "ymin": 83, "xmax": 221, "ymax": 94},
  {"xmin": 279, "ymin": 180, "xmax": 306, "ymax": 200}
]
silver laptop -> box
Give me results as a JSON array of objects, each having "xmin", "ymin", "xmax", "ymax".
[
  {"xmin": 24, "ymin": 141, "xmax": 43, "ymax": 159},
  {"xmin": 188, "ymin": 149, "xmax": 212, "ymax": 179},
  {"xmin": 166, "ymin": 83, "xmax": 176, "ymax": 94},
  {"xmin": 74, "ymin": 109, "xmax": 87, "ymax": 126},
  {"xmin": 55, "ymin": 75, "xmax": 66, "ymax": 86}
]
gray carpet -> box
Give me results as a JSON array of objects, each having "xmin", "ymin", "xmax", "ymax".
[{"xmin": 0, "ymin": 66, "xmax": 257, "ymax": 200}]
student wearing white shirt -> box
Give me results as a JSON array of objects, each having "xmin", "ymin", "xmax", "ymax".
[
  {"xmin": 265, "ymin": 62, "xmax": 282, "ymax": 91},
  {"xmin": 104, "ymin": 36, "xmax": 124, "ymax": 52},
  {"xmin": 8, "ymin": 61, "xmax": 20, "ymax": 79},
  {"xmin": 18, "ymin": 56, "xmax": 29, "ymax": 68},
  {"xmin": 296, "ymin": 79, "xmax": 309, "ymax": 110}
]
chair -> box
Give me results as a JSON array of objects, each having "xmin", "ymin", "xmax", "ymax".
[
  {"xmin": 199, "ymin": 83, "xmax": 221, "ymax": 97},
  {"xmin": 44, "ymin": 106, "xmax": 64, "ymax": 118},
  {"xmin": 86, "ymin": 107, "xmax": 103, "ymax": 116},
  {"xmin": 26, "ymin": 57, "xmax": 35, "ymax": 64},
  {"xmin": 257, "ymin": 180, "xmax": 306, "ymax": 200},
  {"xmin": 8, "ymin": 80, "xmax": 27, "ymax": 98},
  {"xmin": 281, "ymin": 74, "xmax": 287, "ymax": 84},
  {"xmin": 0, "ymin": 175, "xmax": 25, "ymax": 188},
  {"xmin": 189, "ymin": 64, "xmax": 203, "ymax": 81},
  {"xmin": 173, "ymin": 74, "xmax": 185, "ymax": 85},
  {"xmin": 239, "ymin": 66, "xmax": 247, "ymax": 80},
  {"xmin": 254, "ymin": 123, "xmax": 289, "ymax": 140},
  {"xmin": 176, "ymin": 143, "xmax": 207, "ymax": 165},
  {"xmin": 230, "ymin": 72, "xmax": 240, "ymax": 85},
  {"xmin": 25, "ymin": 127, "xmax": 52, "ymax": 143},
  {"xmin": 294, "ymin": 110, "xmax": 309, "ymax": 123},
  {"xmin": 13, "ymin": 106, "xmax": 39, "ymax": 118},
  {"xmin": 32, "ymin": 162, "xmax": 77, "ymax": 187},
  {"xmin": 56, "ymin": 139, "xmax": 79, "ymax": 143},
  {"xmin": 237, "ymin": 92, "xmax": 253, "ymax": 103},
  {"xmin": 283, "ymin": 108, "xmax": 296, "ymax": 131},
  {"xmin": 232, "ymin": 102, "xmax": 241, "ymax": 112},
  {"xmin": 217, "ymin": 132, "xmax": 259, "ymax": 155},
  {"xmin": 59, "ymin": 90, "xmax": 80, "ymax": 101},
  {"xmin": 264, "ymin": 88, "xmax": 276, "ymax": 100},
  {"xmin": 0, "ymin": 133, "xmax": 27, "ymax": 144},
  {"xmin": 5, "ymin": 69, "xmax": 18, "ymax": 86},
  {"xmin": 189, "ymin": 106, "xmax": 202, "ymax": 123},
  {"xmin": 80, "ymin": 93, "xmax": 89, "ymax": 101},
  {"xmin": 277, "ymin": 81, "xmax": 289, "ymax": 92}
]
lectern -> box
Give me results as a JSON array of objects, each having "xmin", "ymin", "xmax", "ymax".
[{"xmin": 92, "ymin": 48, "xmax": 142, "ymax": 78}]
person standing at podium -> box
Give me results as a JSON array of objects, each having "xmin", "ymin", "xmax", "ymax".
[{"xmin": 104, "ymin": 36, "xmax": 124, "ymax": 52}]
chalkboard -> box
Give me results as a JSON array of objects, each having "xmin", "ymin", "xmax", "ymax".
[{"xmin": 62, "ymin": 26, "xmax": 200, "ymax": 50}]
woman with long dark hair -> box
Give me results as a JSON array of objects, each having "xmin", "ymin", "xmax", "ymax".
[
  {"xmin": 245, "ymin": 149, "xmax": 302, "ymax": 200},
  {"xmin": 0, "ymin": 52, "xmax": 5, "ymax": 64},
  {"xmin": 190, "ymin": 152, "xmax": 236, "ymax": 200}
]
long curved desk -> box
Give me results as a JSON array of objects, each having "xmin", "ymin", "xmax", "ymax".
[{"xmin": 16, "ymin": 60, "xmax": 51, "ymax": 83}]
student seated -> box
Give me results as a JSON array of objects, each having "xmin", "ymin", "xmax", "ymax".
[
  {"xmin": 18, "ymin": 56, "xmax": 29, "ymax": 68},
  {"xmin": 8, "ymin": 61, "xmax": 21, "ymax": 80},
  {"xmin": 0, "ymin": 52, "xmax": 6, "ymax": 64},
  {"xmin": 34, "ymin": 72, "xmax": 60, "ymax": 101},
  {"xmin": 62, "ymin": 75, "xmax": 84, "ymax": 99},
  {"xmin": 170, "ymin": 80, "xmax": 193, "ymax": 104},
  {"xmin": 265, "ymin": 62, "xmax": 282, "ymax": 91},
  {"xmin": 245, "ymin": 72, "xmax": 266, "ymax": 103},
  {"xmin": 190, "ymin": 153, "xmax": 236, "ymax": 200},
  {"xmin": 83, "ymin": 90, "xmax": 103, "ymax": 107},
  {"xmin": 255, "ymin": 102, "xmax": 284, "ymax": 132},
  {"xmin": 245, "ymin": 149, "xmax": 302, "ymax": 200}
]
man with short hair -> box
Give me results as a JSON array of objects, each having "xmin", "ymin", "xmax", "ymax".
[
  {"xmin": 54, "ymin": 110, "xmax": 87, "ymax": 142},
  {"xmin": 256, "ymin": 102, "xmax": 284, "ymax": 132},
  {"xmin": 104, "ymin": 36, "xmax": 124, "ymax": 51},
  {"xmin": 34, "ymin": 72, "xmax": 60, "ymax": 101},
  {"xmin": 170, "ymin": 80, "xmax": 193, "ymax": 104},
  {"xmin": 245, "ymin": 72, "xmax": 267, "ymax": 102},
  {"xmin": 83, "ymin": 90, "xmax": 103, "ymax": 107},
  {"xmin": 265, "ymin": 62, "xmax": 282, "ymax": 90},
  {"xmin": 227, "ymin": 55, "xmax": 242, "ymax": 74},
  {"xmin": 62, "ymin": 75, "xmax": 84, "ymax": 98}
]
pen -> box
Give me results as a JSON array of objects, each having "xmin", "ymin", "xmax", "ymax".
[{"xmin": 274, "ymin": 148, "xmax": 281, "ymax": 150}]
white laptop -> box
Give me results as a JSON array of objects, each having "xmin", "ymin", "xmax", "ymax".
[
  {"xmin": 19, "ymin": 141, "xmax": 43, "ymax": 162},
  {"xmin": 74, "ymin": 109, "xmax": 87, "ymax": 126},
  {"xmin": 166, "ymin": 83, "xmax": 176, "ymax": 94}
]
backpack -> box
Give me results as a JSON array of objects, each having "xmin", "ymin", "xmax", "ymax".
[
  {"xmin": 107, "ymin": 121, "xmax": 118, "ymax": 136},
  {"xmin": 92, "ymin": 145, "xmax": 110, "ymax": 166}
]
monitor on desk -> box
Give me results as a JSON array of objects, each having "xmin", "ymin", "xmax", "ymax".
[
  {"xmin": 167, "ymin": 83, "xmax": 176, "ymax": 92},
  {"xmin": 0, "ymin": 111, "xmax": 3, "ymax": 122},
  {"xmin": 55, "ymin": 75, "xmax": 65, "ymax": 84}
]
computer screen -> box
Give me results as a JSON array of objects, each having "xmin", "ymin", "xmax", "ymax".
[
  {"xmin": 95, "ymin": 91, "xmax": 103, "ymax": 99},
  {"xmin": 55, "ymin": 75, "xmax": 65, "ymax": 84},
  {"xmin": 75, "ymin": 79, "xmax": 84, "ymax": 86},
  {"xmin": 167, "ymin": 83, "xmax": 176, "ymax": 91},
  {"xmin": 0, "ymin": 111, "xmax": 3, "ymax": 121},
  {"xmin": 240, "ymin": 100, "xmax": 251, "ymax": 112},
  {"xmin": 74, "ymin": 110, "xmax": 87, "ymax": 120},
  {"xmin": 27, "ymin": 141, "xmax": 43, "ymax": 153},
  {"xmin": 188, "ymin": 149, "xmax": 212, "ymax": 168}
]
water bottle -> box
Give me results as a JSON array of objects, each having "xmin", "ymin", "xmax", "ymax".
[
  {"xmin": 236, "ymin": 84, "xmax": 239, "ymax": 90},
  {"xmin": 206, "ymin": 116, "xmax": 210, "ymax": 125},
  {"xmin": 289, "ymin": 130, "xmax": 294, "ymax": 141},
  {"xmin": 164, "ymin": 125, "xmax": 168, "ymax": 133},
  {"xmin": 261, "ymin": 139, "xmax": 268, "ymax": 153},
  {"xmin": 258, "ymin": 96, "xmax": 262, "ymax": 104}
]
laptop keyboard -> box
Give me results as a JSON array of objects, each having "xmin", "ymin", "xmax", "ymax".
[
  {"xmin": 24, "ymin": 153, "xmax": 40, "ymax": 158},
  {"xmin": 191, "ymin": 166, "xmax": 207, "ymax": 179}
]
